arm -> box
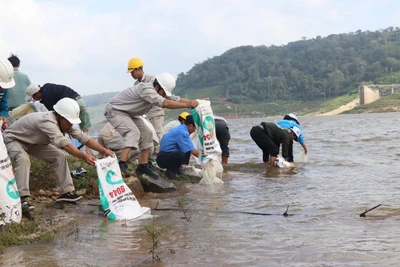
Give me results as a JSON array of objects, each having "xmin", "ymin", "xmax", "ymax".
[
  {"xmin": 301, "ymin": 143, "xmax": 308, "ymax": 155},
  {"xmin": 63, "ymin": 143, "xmax": 97, "ymax": 165},
  {"xmin": 0, "ymin": 90, "xmax": 8, "ymax": 117},
  {"xmin": 0, "ymin": 116, "xmax": 8, "ymax": 129},
  {"xmin": 191, "ymin": 149, "xmax": 199, "ymax": 158},
  {"xmin": 269, "ymin": 155, "xmax": 277, "ymax": 167},
  {"xmin": 163, "ymin": 99, "xmax": 198, "ymax": 109},
  {"xmin": 85, "ymin": 138, "xmax": 114, "ymax": 158}
]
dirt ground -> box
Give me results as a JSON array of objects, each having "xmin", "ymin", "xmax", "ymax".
[{"xmin": 306, "ymin": 98, "xmax": 360, "ymax": 116}]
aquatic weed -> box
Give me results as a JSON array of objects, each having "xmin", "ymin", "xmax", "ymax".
[
  {"xmin": 177, "ymin": 198, "xmax": 192, "ymax": 222},
  {"xmin": 144, "ymin": 216, "xmax": 162, "ymax": 263}
]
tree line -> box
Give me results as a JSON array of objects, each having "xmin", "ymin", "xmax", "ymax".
[{"xmin": 175, "ymin": 27, "xmax": 400, "ymax": 103}]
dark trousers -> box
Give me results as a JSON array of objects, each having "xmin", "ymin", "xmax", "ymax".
[
  {"xmin": 156, "ymin": 151, "xmax": 191, "ymax": 173},
  {"xmin": 215, "ymin": 119, "xmax": 230, "ymax": 157},
  {"xmin": 250, "ymin": 126, "xmax": 278, "ymax": 163}
]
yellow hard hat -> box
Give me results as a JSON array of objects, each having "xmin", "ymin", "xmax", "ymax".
[
  {"xmin": 127, "ymin": 58, "xmax": 144, "ymax": 73},
  {"xmin": 179, "ymin": 111, "xmax": 190, "ymax": 120}
]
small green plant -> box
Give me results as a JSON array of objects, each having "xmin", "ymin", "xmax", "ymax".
[
  {"xmin": 75, "ymin": 177, "xmax": 89, "ymax": 190},
  {"xmin": 145, "ymin": 216, "xmax": 162, "ymax": 263},
  {"xmin": 177, "ymin": 198, "xmax": 192, "ymax": 222}
]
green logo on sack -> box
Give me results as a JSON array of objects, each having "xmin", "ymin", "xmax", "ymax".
[
  {"xmin": 106, "ymin": 170, "xmax": 124, "ymax": 185},
  {"xmin": 7, "ymin": 178, "xmax": 20, "ymax": 199},
  {"xmin": 203, "ymin": 116, "xmax": 215, "ymax": 132}
]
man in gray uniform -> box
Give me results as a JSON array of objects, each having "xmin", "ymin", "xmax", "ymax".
[
  {"xmin": 127, "ymin": 57, "xmax": 164, "ymax": 164},
  {"xmin": 3, "ymin": 98, "xmax": 114, "ymax": 211},
  {"xmin": 105, "ymin": 72, "xmax": 198, "ymax": 179}
]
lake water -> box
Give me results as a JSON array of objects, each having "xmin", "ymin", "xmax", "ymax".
[{"xmin": 3, "ymin": 113, "xmax": 400, "ymax": 266}]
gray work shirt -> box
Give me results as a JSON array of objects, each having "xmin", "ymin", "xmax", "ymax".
[
  {"xmin": 3, "ymin": 111, "xmax": 91, "ymax": 148},
  {"xmin": 134, "ymin": 73, "xmax": 164, "ymax": 118},
  {"xmin": 107, "ymin": 83, "xmax": 167, "ymax": 117}
]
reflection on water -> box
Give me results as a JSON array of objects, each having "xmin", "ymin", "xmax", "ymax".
[{"xmin": 3, "ymin": 113, "xmax": 400, "ymax": 266}]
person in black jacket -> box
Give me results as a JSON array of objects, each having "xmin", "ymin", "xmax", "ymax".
[
  {"xmin": 250, "ymin": 122, "xmax": 300, "ymax": 167},
  {"xmin": 25, "ymin": 83, "xmax": 91, "ymax": 131},
  {"xmin": 25, "ymin": 83, "xmax": 92, "ymax": 154}
]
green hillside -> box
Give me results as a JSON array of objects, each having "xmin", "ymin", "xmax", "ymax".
[
  {"xmin": 85, "ymin": 26, "xmax": 400, "ymax": 120},
  {"xmin": 175, "ymin": 27, "xmax": 400, "ymax": 103}
]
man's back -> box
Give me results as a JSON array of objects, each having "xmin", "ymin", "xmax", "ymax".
[
  {"xmin": 8, "ymin": 69, "xmax": 31, "ymax": 109},
  {"xmin": 159, "ymin": 124, "xmax": 193, "ymax": 153},
  {"xmin": 40, "ymin": 83, "xmax": 80, "ymax": 111}
]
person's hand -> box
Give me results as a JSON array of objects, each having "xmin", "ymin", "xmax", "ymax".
[
  {"xmin": 187, "ymin": 100, "xmax": 198, "ymax": 108},
  {"xmin": 203, "ymin": 97, "xmax": 209, "ymax": 100},
  {"xmin": 104, "ymin": 149, "xmax": 115, "ymax": 158},
  {"xmin": 86, "ymin": 147, "xmax": 94, "ymax": 156},
  {"xmin": 304, "ymin": 148, "xmax": 308, "ymax": 155},
  {"xmin": 0, "ymin": 116, "xmax": 8, "ymax": 129},
  {"xmin": 83, "ymin": 153, "xmax": 97, "ymax": 166}
]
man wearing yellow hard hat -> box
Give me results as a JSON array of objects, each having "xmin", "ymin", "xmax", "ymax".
[
  {"xmin": 163, "ymin": 111, "xmax": 190, "ymax": 134},
  {"xmin": 127, "ymin": 58, "xmax": 163, "ymax": 166},
  {"xmin": 105, "ymin": 62, "xmax": 199, "ymax": 178}
]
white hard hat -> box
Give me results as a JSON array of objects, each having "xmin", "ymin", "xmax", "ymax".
[
  {"xmin": 25, "ymin": 84, "xmax": 41, "ymax": 101},
  {"xmin": 287, "ymin": 113, "xmax": 299, "ymax": 123},
  {"xmin": 53, "ymin": 97, "xmax": 81, "ymax": 124},
  {"xmin": 155, "ymin": 73, "xmax": 176, "ymax": 97},
  {"xmin": 0, "ymin": 57, "xmax": 15, "ymax": 88},
  {"xmin": 291, "ymin": 126, "xmax": 301, "ymax": 139}
]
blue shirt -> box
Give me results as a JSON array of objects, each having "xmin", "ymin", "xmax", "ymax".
[
  {"xmin": 0, "ymin": 89, "xmax": 8, "ymax": 117},
  {"xmin": 159, "ymin": 124, "xmax": 194, "ymax": 153},
  {"xmin": 277, "ymin": 119, "xmax": 305, "ymax": 145}
]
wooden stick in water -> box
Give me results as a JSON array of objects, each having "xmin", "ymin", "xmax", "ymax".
[{"xmin": 359, "ymin": 204, "xmax": 382, "ymax": 217}]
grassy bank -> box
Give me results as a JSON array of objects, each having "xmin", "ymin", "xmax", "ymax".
[
  {"xmin": 343, "ymin": 94, "xmax": 400, "ymax": 114},
  {"xmin": 0, "ymin": 156, "xmax": 99, "ymax": 251},
  {"xmin": 0, "ymin": 217, "xmax": 56, "ymax": 251}
]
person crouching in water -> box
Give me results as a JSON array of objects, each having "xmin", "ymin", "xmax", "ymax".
[
  {"xmin": 156, "ymin": 115, "xmax": 199, "ymax": 180},
  {"xmin": 250, "ymin": 122, "xmax": 300, "ymax": 167},
  {"xmin": 3, "ymin": 98, "xmax": 114, "ymax": 212}
]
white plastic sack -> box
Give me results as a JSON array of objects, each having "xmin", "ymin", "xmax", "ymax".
[
  {"xmin": 95, "ymin": 156, "xmax": 150, "ymax": 220},
  {"xmin": 190, "ymin": 100, "xmax": 222, "ymax": 163},
  {"xmin": 199, "ymin": 155, "xmax": 224, "ymax": 185},
  {"xmin": 294, "ymin": 151, "xmax": 308, "ymax": 163},
  {"xmin": 181, "ymin": 165, "xmax": 202, "ymax": 178},
  {"xmin": 0, "ymin": 122, "xmax": 22, "ymax": 225},
  {"xmin": 274, "ymin": 155, "xmax": 296, "ymax": 168},
  {"xmin": 10, "ymin": 103, "xmax": 36, "ymax": 120},
  {"xmin": 190, "ymin": 101, "xmax": 224, "ymax": 185}
]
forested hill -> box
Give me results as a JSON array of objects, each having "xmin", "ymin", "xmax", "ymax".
[{"xmin": 174, "ymin": 27, "xmax": 400, "ymax": 103}]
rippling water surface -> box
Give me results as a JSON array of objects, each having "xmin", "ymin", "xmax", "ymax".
[{"xmin": 3, "ymin": 113, "xmax": 400, "ymax": 266}]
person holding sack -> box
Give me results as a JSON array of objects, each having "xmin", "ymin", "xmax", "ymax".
[
  {"xmin": 250, "ymin": 122, "xmax": 300, "ymax": 167},
  {"xmin": 105, "ymin": 72, "xmax": 198, "ymax": 179},
  {"xmin": 277, "ymin": 113, "xmax": 308, "ymax": 160},
  {"xmin": 3, "ymin": 98, "xmax": 114, "ymax": 212},
  {"xmin": 157, "ymin": 115, "xmax": 199, "ymax": 180}
]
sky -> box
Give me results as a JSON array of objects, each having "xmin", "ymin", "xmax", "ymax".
[{"xmin": 1, "ymin": 0, "xmax": 399, "ymax": 96}]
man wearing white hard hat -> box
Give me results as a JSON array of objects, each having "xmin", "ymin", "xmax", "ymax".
[
  {"xmin": 3, "ymin": 98, "xmax": 114, "ymax": 212},
  {"xmin": 277, "ymin": 113, "xmax": 308, "ymax": 160},
  {"xmin": 105, "ymin": 72, "xmax": 199, "ymax": 179},
  {"xmin": 0, "ymin": 56, "xmax": 16, "ymax": 129},
  {"xmin": 250, "ymin": 122, "xmax": 299, "ymax": 167}
]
